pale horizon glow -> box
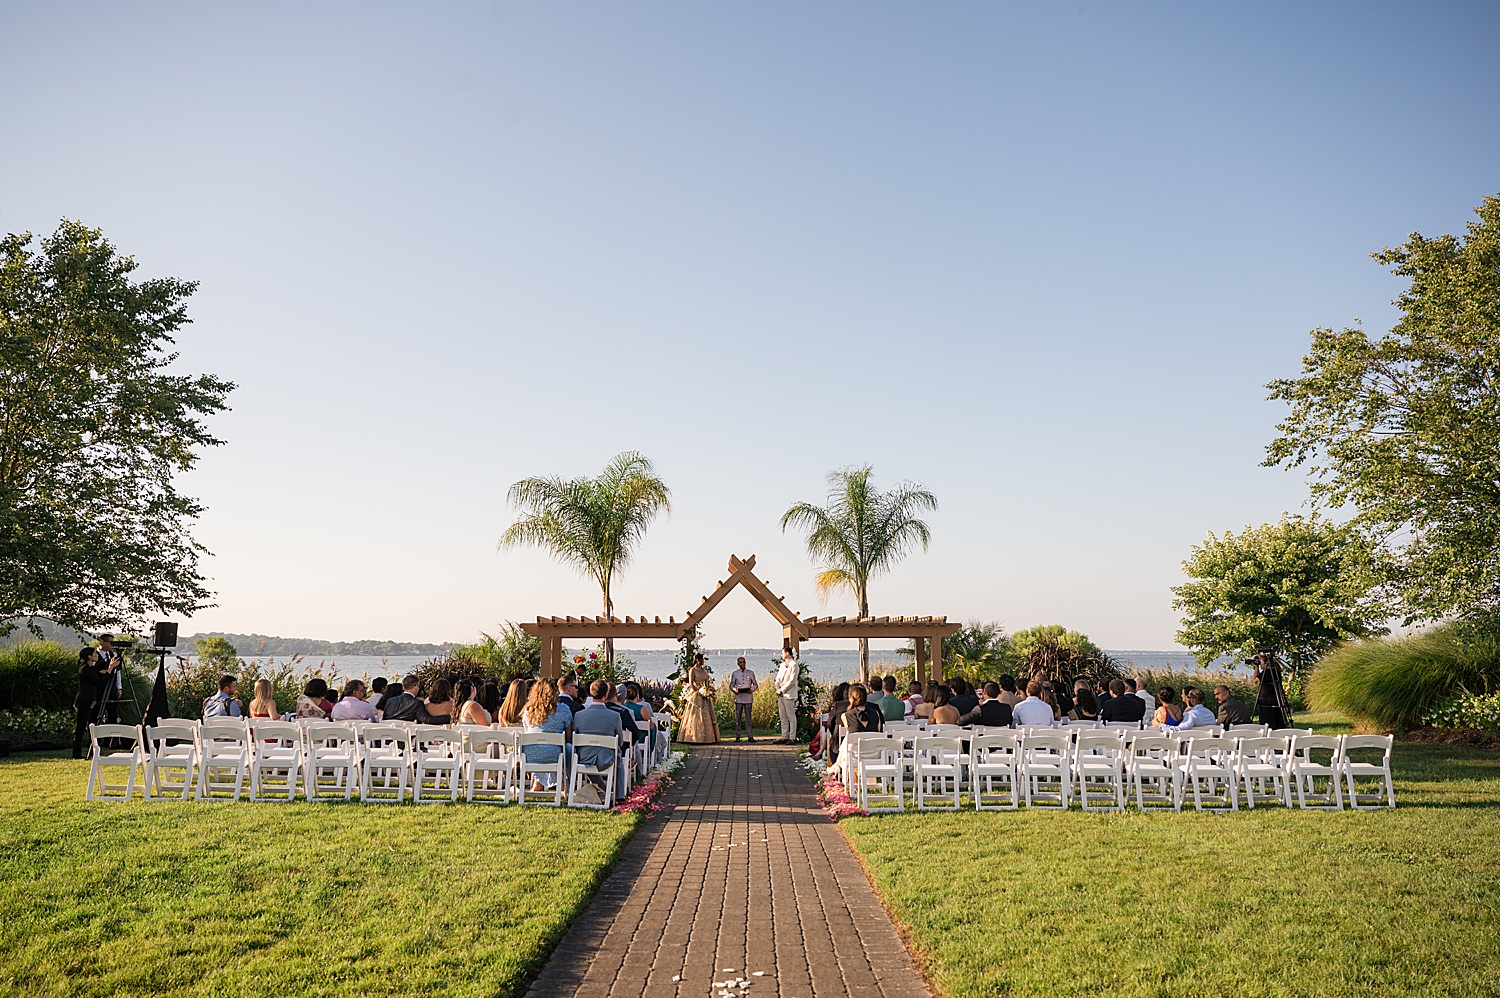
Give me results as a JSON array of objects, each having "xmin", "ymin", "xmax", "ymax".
[{"xmin": 3, "ymin": 4, "xmax": 1497, "ymax": 648}]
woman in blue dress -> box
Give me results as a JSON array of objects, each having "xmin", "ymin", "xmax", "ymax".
[{"xmin": 522, "ymin": 678, "xmax": 573, "ymax": 789}]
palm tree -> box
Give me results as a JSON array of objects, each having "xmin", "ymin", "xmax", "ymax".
[
  {"xmin": 781, "ymin": 465, "xmax": 938, "ymax": 683},
  {"xmin": 501, "ymin": 451, "xmax": 671, "ymax": 665}
]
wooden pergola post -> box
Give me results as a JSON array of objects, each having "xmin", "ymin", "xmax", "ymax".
[
  {"xmin": 913, "ymin": 636, "xmax": 927, "ymax": 684},
  {"xmin": 930, "ymin": 634, "xmax": 943, "ymax": 683}
]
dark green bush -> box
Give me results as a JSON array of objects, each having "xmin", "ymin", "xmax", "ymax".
[
  {"xmin": 1308, "ymin": 624, "xmax": 1500, "ymax": 732},
  {"xmin": 0, "ymin": 641, "xmax": 82, "ymax": 711}
]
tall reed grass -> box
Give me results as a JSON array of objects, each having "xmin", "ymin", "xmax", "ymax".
[{"xmin": 1308, "ymin": 624, "xmax": 1500, "ymax": 732}]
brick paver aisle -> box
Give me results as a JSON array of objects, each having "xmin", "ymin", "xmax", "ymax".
[{"xmin": 526, "ymin": 744, "xmax": 930, "ymax": 998}]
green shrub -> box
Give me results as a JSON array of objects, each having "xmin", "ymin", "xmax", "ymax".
[
  {"xmin": 448, "ymin": 623, "xmax": 540, "ymax": 681},
  {"xmin": 0, "ymin": 641, "xmax": 82, "ymax": 711},
  {"xmin": 1425, "ymin": 690, "xmax": 1500, "ymax": 731},
  {"xmin": 0, "ymin": 707, "xmax": 74, "ymax": 746},
  {"xmin": 1308, "ymin": 624, "xmax": 1500, "ymax": 732}
]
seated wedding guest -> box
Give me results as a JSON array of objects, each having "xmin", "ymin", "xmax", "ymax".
[
  {"xmin": 903, "ymin": 681, "xmax": 924, "ymax": 718},
  {"xmin": 523, "ymin": 678, "xmax": 573, "ymax": 789},
  {"xmin": 1053, "ymin": 680, "xmax": 1075, "ymax": 717},
  {"xmin": 1178, "ymin": 688, "xmax": 1218, "ymax": 729},
  {"xmin": 1152, "ymin": 685, "xmax": 1183, "ymax": 727},
  {"xmin": 1069, "ymin": 688, "xmax": 1100, "ymax": 722},
  {"xmin": 456, "ymin": 681, "xmax": 492, "ymax": 725},
  {"xmin": 380, "ymin": 675, "xmax": 424, "ymax": 722},
  {"xmin": 497, "ymin": 679, "xmax": 527, "ymax": 727},
  {"xmin": 321, "ymin": 685, "xmax": 339, "ymax": 714},
  {"xmin": 825, "ymin": 682, "xmax": 852, "ymax": 760},
  {"xmin": 878, "ymin": 676, "xmax": 905, "ymax": 722},
  {"xmin": 928, "ymin": 687, "xmax": 960, "ymax": 726},
  {"xmin": 248, "ymin": 679, "xmax": 279, "ymax": 720},
  {"xmin": 369, "ymin": 677, "xmax": 387, "ymax": 702},
  {"xmin": 1100, "ymin": 679, "xmax": 1147, "ymax": 723},
  {"xmin": 558, "ymin": 673, "xmax": 584, "ymax": 716},
  {"xmin": 331, "ymin": 679, "xmax": 376, "ymax": 721},
  {"xmin": 624, "ymin": 682, "xmax": 660, "ymax": 756},
  {"xmin": 478, "ymin": 681, "xmax": 503, "ymax": 723},
  {"xmin": 1096, "ymin": 678, "xmax": 1114, "ymax": 709},
  {"xmin": 373, "ymin": 676, "xmax": 401, "ymax": 715},
  {"xmin": 960, "ymin": 681, "xmax": 1013, "ymax": 727},
  {"xmin": 1134, "ymin": 677, "xmax": 1156, "ymax": 713},
  {"xmin": 202, "ymin": 675, "xmax": 243, "ymax": 718},
  {"xmin": 1012, "ymin": 679, "xmax": 1057, "ymax": 727},
  {"xmin": 1038, "ymin": 681, "xmax": 1062, "ymax": 721},
  {"xmin": 1215, "ymin": 684, "xmax": 1251, "ymax": 727},
  {"xmin": 947, "ymin": 678, "xmax": 979, "ymax": 716},
  {"xmin": 296, "ymin": 678, "xmax": 330, "ymax": 718},
  {"xmin": 423, "ymin": 679, "xmax": 454, "ymax": 723},
  {"xmin": 997, "ymin": 674, "xmax": 1023, "ymax": 707},
  {"xmin": 913, "ymin": 683, "xmax": 940, "ymax": 719},
  {"xmin": 572, "ymin": 681, "xmax": 624, "ymax": 792},
  {"xmin": 842, "ymin": 685, "xmax": 885, "ymax": 733}
]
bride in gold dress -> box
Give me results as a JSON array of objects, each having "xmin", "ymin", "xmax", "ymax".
[{"xmin": 677, "ymin": 653, "xmax": 719, "ymax": 744}]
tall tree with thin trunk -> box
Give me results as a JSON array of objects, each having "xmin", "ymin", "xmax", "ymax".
[
  {"xmin": 501, "ymin": 452, "xmax": 671, "ymax": 665},
  {"xmin": 781, "ymin": 466, "xmax": 937, "ymax": 682}
]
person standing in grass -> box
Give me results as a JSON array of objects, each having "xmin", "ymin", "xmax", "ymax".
[{"xmin": 72, "ymin": 647, "xmax": 112, "ymax": 758}]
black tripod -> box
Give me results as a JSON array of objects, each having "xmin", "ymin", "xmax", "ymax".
[{"xmin": 1252, "ymin": 650, "xmax": 1291, "ymax": 729}]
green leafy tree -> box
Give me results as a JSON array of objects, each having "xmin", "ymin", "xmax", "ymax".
[
  {"xmin": 0, "ymin": 221, "xmax": 233, "ymax": 634},
  {"xmin": 781, "ymin": 465, "xmax": 937, "ymax": 682},
  {"xmin": 501, "ymin": 452, "xmax": 671, "ymax": 665},
  {"xmin": 1265, "ymin": 193, "xmax": 1500, "ymax": 625},
  {"xmin": 1011, "ymin": 625, "xmax": 1102, "ymax": 662},
  {"xmin": 193, "ymin": 635, "xmax": 240, "ymax": 673},
  {"xmin": 1172, "ymin": 514, "xmax": 1389, "ymax": 675}
]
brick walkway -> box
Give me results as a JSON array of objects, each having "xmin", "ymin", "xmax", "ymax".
[{"xmin": 526, "ymin": 743, "xmax": 930, "ymax": 998}]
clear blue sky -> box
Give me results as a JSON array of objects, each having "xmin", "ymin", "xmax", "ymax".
[{"xmin": 3, "ymin": 3, "xmax": 1497, "ymax": 649}]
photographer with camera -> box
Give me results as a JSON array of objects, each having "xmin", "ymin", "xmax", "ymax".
[
  {"xmin": 72, "ymin": 646, "xmax": 117, "ymax": 758},
  {"xmin": 1251, "ymin": 649, "xmax": 1289, "ymax": 729}
]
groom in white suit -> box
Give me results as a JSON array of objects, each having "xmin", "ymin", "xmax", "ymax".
[{"xmin": 775, "ymin": 645, "xmax": 800, "ymax": 743}]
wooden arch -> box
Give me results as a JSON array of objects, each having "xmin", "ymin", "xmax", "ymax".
[{"xmin": 520, "ymin": 554, "xmax": 961, "ymax": 681}]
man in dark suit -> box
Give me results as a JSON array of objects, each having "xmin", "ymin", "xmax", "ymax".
[
  {"xmin": 599, "ymin": 682, "xmax": 643, "ymax": 789},
  {"xmin": 558, "ymin": 673, "xmax": 584, "ymax": 718},
  {"xmin": 1100, "ymin": 679, "xmax": 1146, "ymax": 723},
  {"xmin": 947, "ymin": 678, "xmax": 979, "ymax": 717},
  {"xmin": 959, "ymin": 682, "xmax": 1013, "ymax": 727},
  {"xmin": 380, "ymin": 675, "xmax": 424, "ymax": 722},
  {"xmin": 1214, "ymin": 685, "xmax": 1251, "ymax": 727}
]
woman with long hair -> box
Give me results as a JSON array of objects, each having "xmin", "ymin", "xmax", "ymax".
[
  {"xmin": 497, "ymin": 679, "xmax": 527, "ymax": 727},
  {"xmin": 455, "ymin": 680, "xmax": 491, "ymax": 725},
  {"xmin": 521, "ymin": 678, "xmax": 573, "ymax": 789},
  {"xmin": 677, "ymin": 652, "xmax": 719, "ymax": 744},
  {"xmin": 1069, "ymin": 687, "xmax": 1100, "ymax": 722},
  {"xmin": 928, "ymin": 686, "xmax": 960, "ymax": 725},
  {"xmin": 478, "ymin": 681, "xmax": 503, "ymax": 723},
  {"xmin": 1038, "ymin": 680, "xmax": 1061, "ymax": 721},
  {"xmin": 913, "ymin": 683, "xmax": 939, "ymax": 720},
  {"xmin": 248, "ymin": 679, "xmax": 279, "ymax": 719}
]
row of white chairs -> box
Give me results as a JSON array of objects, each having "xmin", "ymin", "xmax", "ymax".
[
  {"xmin": 84, "ymin": 715, "xmax": 671, "ymax": 810},
  {"xmin": 845, "ymin": 730, "xmax": 1395, "ymax": 813}
]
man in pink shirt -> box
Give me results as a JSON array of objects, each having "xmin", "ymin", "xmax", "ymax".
[{"xmin": 330, "ymin": 679, "xmax": 376, "ymax": 721}]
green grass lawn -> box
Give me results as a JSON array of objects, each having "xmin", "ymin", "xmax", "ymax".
[
  {"xmin": 0, "ymin": 751, "xmax": 641, "ymax": 998},
  {"xmin": 837, "ymin": 713, "xmax": 1500, "ymax": 998}
]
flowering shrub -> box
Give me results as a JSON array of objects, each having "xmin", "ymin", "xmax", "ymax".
[
  {"xmin": 1424, "ymin": 691, "xmax": 1500, "ymax": 731},
  {"xmin": 0, "ymin": 708, "xmax": 73, "ymax": 746},
  {"xmin": 613, "ymin": 751, "xmax": 685, "ymax": 816}
]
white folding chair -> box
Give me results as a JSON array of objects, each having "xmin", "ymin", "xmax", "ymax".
[
  {"xmin": 248, "ymin": 720, "xmax": 304, "ymax": 802},
  {"xmin": 360, "ymin": 724, "xmax": 411, "ymax": 802},
  {"xmin": 517, "ymin": 732, "xmax": 566, "ymax": 805},
  {"xmin": 853, "ymin": 734, "xmax": 903, "ymax": 812},
  {"xmin": 1342, "ymin": 734, "xmax": 1396, "ymax": 809},
  {"xmin": 837, "ymin": 730, "xmax": 881, "ymax": 786},
  {"xmin": 1228, "ymin": 723, "xmax": 1270, "ymax": 738},
  {"xmin": 1180, "ymin": 734, "xmax": 1238, "ymax": 811},
  {"xmin": 1104, "ymin": 721, "xmax": 1143, "ymax": 732},
  {"xmin": 143, "ymin": 720, "xmax": 199, "ymax": 801},
  {"xmin": 971, "ymin": 732, "xmax": 1020, "ymax": 810},
  {"xmin": 1020, "ymin": 732, "xmax": 1072, "ymax": 809},
  {"xmin": 462, "ymin": 728, "xmax": 514, "ymax": 803},
  {"xmin": 1072, "ymin": 731, "xmax": 1126, "ymax": 812},
  {"xmin": 568, "ymin": 733, "xmax": 619, "ymax": 809},
  {"xmin": 1127, "ymin": 734, "xmax": 1180, "ymax": 811},
  {"xmin": 411, "ymin": 728, "xmax": 463, "ymax": 803},
  {"xmin": 914, "ymin": 735, "xmax": 964, "ymax": 811},
  {"xmin": 1235, "ymin": 736, "xmax": 1292, "ymax": 808},
  {"xmin": 1289, "ymin": 734, "xmax": 1344, "ymax": 810},
  {"xmin": 86, "ymin": 724, "xmax": 145, "ymax": 801},
  {"xmin": 303, "ymin": 722, "xmax": 360, "ymax": 801},
  {"xmin": 196, "ymin": 721, "xmax": 250, "ymax": 801}
]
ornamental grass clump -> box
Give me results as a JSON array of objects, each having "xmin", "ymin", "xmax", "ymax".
[{"xmin": 1308, "ymin": 623, "xmax": 1500, "ymax": 732}]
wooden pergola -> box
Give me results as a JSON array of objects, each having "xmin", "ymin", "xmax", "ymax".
[{"xmin": 521, "ymin": 554, "xmax": 961, "ymax": 681}]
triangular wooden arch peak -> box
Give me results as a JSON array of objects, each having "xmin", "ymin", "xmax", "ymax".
[{"xmin": 679, "ymin": 554, "xmax": 810, "ymax": 639}]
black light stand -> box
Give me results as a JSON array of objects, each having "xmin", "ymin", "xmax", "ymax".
[{"xmin": 143, "ymin": 622, "xmax": 177, "ymax": 727}]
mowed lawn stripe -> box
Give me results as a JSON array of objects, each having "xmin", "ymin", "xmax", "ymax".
[
  {"xmin": 835, "ymin": 713, "xmax": 1500, "ymax": 998},
  {"xmin": 0, "ymin": 753, "xmax": 642, "ymax": 998}
]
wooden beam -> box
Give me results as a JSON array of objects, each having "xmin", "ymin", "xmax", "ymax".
[
  {"xmin": 677, "ymin": 554, "xmax": 757, "ymax": 633},
  {"xmin": 914, "ymin": 636, "xmax": 927, "ymax": 681},
  {"xmin": 930, "ymin": 635, "xmax": 943, "ymax": 683}
]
